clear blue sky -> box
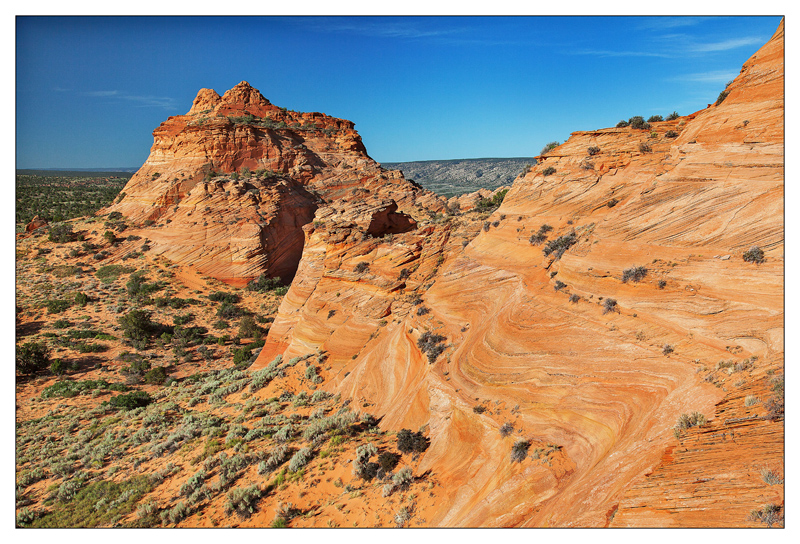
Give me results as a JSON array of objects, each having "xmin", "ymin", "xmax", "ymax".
[{"xmin": 15, "ymin": 15, "xmax": 783, "ymax": 168}]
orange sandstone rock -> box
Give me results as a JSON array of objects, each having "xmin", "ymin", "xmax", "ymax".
[
  {"xmin": 25, "ymin": 215, "xmax": 48, "ymax": 232},
  {"xmin": 256, "ymin": 20, "xmax": 784, "ymax": 527},
  {"xmin": 104, "ymin": 81, "xmax": 444, "ymax": 284}
]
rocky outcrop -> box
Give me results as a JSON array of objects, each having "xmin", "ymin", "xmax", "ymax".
[
  {"xmin": 446, "ymin": 185, "xmax": 510, "ymax": 213},
  {"xmin": 255, "ymin": 20, "xmax": 783, "ymax": 527},
  {"xmin": 25, "ymin": 215, "xmax": 48, "ymax": 232},
  {"xmin": 104, "ymin": 81, "xmax": 444, "ymax": 284}
]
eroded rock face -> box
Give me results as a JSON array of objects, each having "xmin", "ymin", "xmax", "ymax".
[
  {"xmin": 25, "ymin": 215, "xmax": 48, "ymax": 232},
  {"xmin": 105, "ymin": 81, "xmax": 443, "ymax": 284},
  {"xmin": 256, "ymin": 21, "xmax": 783, "ymax": 526}
]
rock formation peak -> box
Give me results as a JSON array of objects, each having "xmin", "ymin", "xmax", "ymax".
[{"xmin": 104, "ymin": 82, "xmax": 444, "ymax": 285}]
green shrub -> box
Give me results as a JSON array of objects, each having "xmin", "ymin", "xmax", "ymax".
[
  {"xmin": 616, "ymin": 120, "xmax": 630, "ymax": 128},
  {"xmin": 396, "ymin": 429, "xmax": 429, "ymax": 454},
  {"xmin": 48, "ymin": 222, "xmax": 75, "ymax": 243},
  {"xmin": 475, "ymin": 189, "xmax": 509, "ymax": 211},
  {"xmin": 647, "ymin": 115, "xmax": 663, "ymax": 123},
  {"xmin": 31, "ymin": 476, "xmax": 152, "ymax": 528},
  {"xmin": 354, "ymin": 261, "xmax": 370, "ymax": 274},
  {"xmin": 378, "ymin": 451, "xmax": 400, "ymax": 473},
  {"xmin": 46, "ymin": 299, "xmax": 71, "ymax": 314},
  {"xmin": 629, "ymin": 116, "xmax": 650, "ymax": 130},
  {"xmin": 225, "ymin": 484, "xmax": 262, "ymax": 519},
  {"xmin": 41, "ymin": 379, "xmax": 125, "ymax": 398},
  {"xmin": 233, "ymin": 347, "xmax": 254, "ymax": 368},
  {"xmin": 288, "ymin": 447, "xmax": 313, "ymax": 472},
  {"xmin": 587, "ymin": 146, "xmax": 600, "ymax": 156},
  {"xmin": 639, "ymin": 142, "xmax": 652, "ymax": 153},
  {"xmin": 49, "ymin": 358, "xmax": 67, "ymax": 375},
  {"xmin": 417, "ymin": 331, "xmax": 446, "ymax": 363},
  {"xmin": 540, "ymin": 141, "xmax": 560, "ymax": 155},
  {"xmin": 238, "ymin": 315, "xmax": 260, "ymax": 338},
  {"xmin": 16, "ymin": 342, "xmax": 50, "ymax": 374},
  {"xmin": 499, "ymin": 422, "xmax": 514, "ymax": 437},
  {"xmin": 510, "ymin": 440, "xmax": 530, "ymax": 463},
  {"xmin": 622, "ymin": 266, "xmax": 647, "ymax": 283},
  {"xmin": 208, "ymin": 291, "xmax": 240, "ymax": 304},
  {"xmin": 95, "ymin": 265, "xmax": 135, "ymax": 283},
  {"xmin": 109, "ymin": 391, "xmax": 152, "ymax": 410},
  {"xmin": 118, "ymin": 309, "xmax": 164, "ymax": 344},
  {"xmin": 528, "ymin": 224, "xmax": 553, "ymax": 245},
  {"xmin": 174, "ymin": 313, "xmax": 194, "ymax": 326},
  {"xmin": 715, "ymin": 89, "xmax": 730, "ymax": 106},
  {"xmin": 602, "ymin": 298, "xmax": 618, "ymax": 314},
  {"xmin": 666, "ymin": 111, "xmax": 680, "ymax": 121},
  {"xmin": 52, "ymin": 318, "xmax": 72, "ymax": 329},
  {"xmin": 542, "ymin": 166, "xmax": 556, "ymax": 176},
  {"xmin": 126, "ymin": 271, "xmax": 164, "ymax": 298},
  {"xmin": 743, "ymin": 246, "xmax": 765, "ymax": 264},
  {"xmin": 665, "ymin": 130, "xmax": 678, "ymax": 138},
  {"xmin": 74, "ymin": 292, "xmax": 90, "ymax": 306},
  {"xmin": 216, "ymin": 301, "xmax": 243, "ymax": 319},
  {"xmin": 542, "ymin": 232, "xmax": 577, "ymax": 260},
  {"xmin": 246, "ymin": 274, "xmax": 286, "ymax": 294},
  {"xmin": 144, "ymin": 367, "xmax": 168, "ymax": 385}
]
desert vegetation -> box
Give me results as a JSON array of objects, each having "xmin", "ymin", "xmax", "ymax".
[{"xmin": 16, "ymin": 174, "xmax": 129, "ymax": 228}]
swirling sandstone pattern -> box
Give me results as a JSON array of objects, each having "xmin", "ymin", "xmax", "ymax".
[{"xmin": 256, "ymin": 21, "xmax": 783, "ymax": 526}]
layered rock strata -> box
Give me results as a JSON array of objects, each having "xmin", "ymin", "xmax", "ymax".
[
  {"xmin": 105, "ymin": 81, "xmax": 443, "ymax": 284},
  {"xmin": 256, "ymin": 20, "xmax": 784, "ymax": 527}
]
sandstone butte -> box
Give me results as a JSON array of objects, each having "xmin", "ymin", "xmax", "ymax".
[{"xmin": 106, "ymin": 20, "xmax": 783, "ymax": 527}]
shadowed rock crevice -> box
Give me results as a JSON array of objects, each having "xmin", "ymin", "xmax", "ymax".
[{"xmin": 366, "ymin": 201, "xmax": 417, "ymax": 237}]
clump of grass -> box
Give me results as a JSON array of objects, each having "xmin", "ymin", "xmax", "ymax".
[
  {"xmin": 499, "ymin": 422, "xmax": 514, "ymax": 438},
  {"xmin": 748, "ymin": 503, "xmax": 783, "ymax": 527},
  {"xmin": 602, "ymin": 298, "xmax": 618, "ymax": 314},
  {"xmin": 673, "ymin": 411, "xmax": 707, "ymax": 438},
  {"xmin": 759, "ymin": 467, "xmax": 783, "ymax": 486},
  {"xmin": 744, "ymin": 395, "xmax": 760, "ymax": 407}
]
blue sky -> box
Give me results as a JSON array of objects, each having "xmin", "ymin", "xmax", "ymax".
[{"xmin": 15, "ymin": 15, "xmax": 783, "ymax": 167}]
